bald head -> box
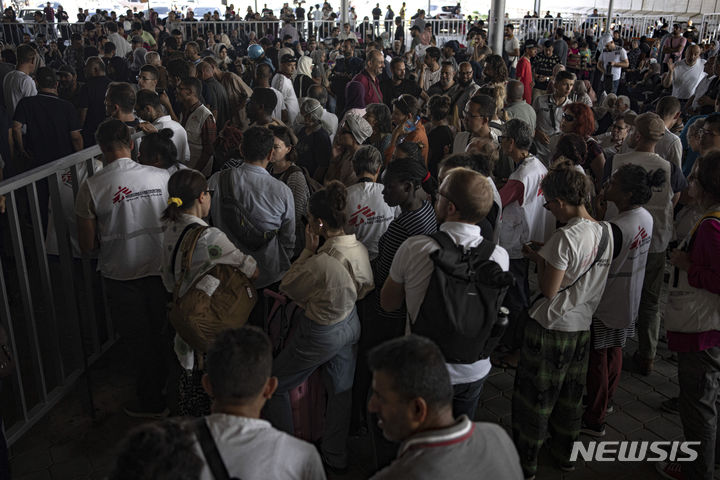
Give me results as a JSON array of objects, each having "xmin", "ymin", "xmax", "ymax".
[
  {"xmin": 506, "ymin": 80, "xmax": 524, "ymax": 102},
  {"xmin": 197, "ymin": 61, "xmax": 213, "ymax": 80},
  {"xmin": 685, "ymin": 44, "xmax": 701, "ymax": 65}
]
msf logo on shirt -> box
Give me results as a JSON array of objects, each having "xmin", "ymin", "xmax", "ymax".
[
  {"xmin": 629, "ymin": 226, "xmax": 649, "ymax": 250},
  {"xmin": 570, "ymin": 441, "xmax": 700, "ymax": 462},
  {"xmin": 113, "ymin": 186, "xmax": 133, "ymax": 204},
  {"xmin": 349, "ymin": 204, "xmax": 376, "ymax": 226}
]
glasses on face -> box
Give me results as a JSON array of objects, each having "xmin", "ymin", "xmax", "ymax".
[
  {"xmin": 205, "ymin": 189, "xmax": 215, "ymax": 198},
  {"xmin": 562, "ymin": 113, "xmax": 575, "ymax": 122},
  {"xmin": 435, "ymin": 190, "xmax": 454, "ymax": 205}
]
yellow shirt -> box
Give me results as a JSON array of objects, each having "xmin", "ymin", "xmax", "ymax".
[{"xmin": 281, "ymin": 234, "xmax": 374, "ymax": 325}]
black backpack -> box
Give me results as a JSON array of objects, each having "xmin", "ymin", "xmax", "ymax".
[
  {"xmin": 412, "ymin": 232, "xmax": 515, "ymax": 364},
  {"xmin": 219, "ymin": 168, "xmax": 279, "ymax": 252}
]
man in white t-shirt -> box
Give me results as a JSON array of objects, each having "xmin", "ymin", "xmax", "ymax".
[
  {"xmin": 345, "ymin": 146, "xmax": 399, "ymax": 260},
  {"xmin": 654, "ymin": 96, "xmax": 683, "ymax": 169},
  {"xmin": 503, "ymin": 25, "xmax": 520, "ymax": 77},
  {"xmin": 597, "ymin": 39, "xmax": 628, "ymax": 94},
  {"xmin": 663, "ymin": 43, "xmax": 705, "ymax": 102},
  {"xmin": 272, "ymin": 54, "xmax": 300, "ymax": 125},
  {"xmin": 381, "ymin": 167, "xmax": 509, "ymax": 419},
  {"xmin": 608, "ymin": 113, "xmax": 688, "ymax": 375},
  {"xmin": 75, "ymin": 119, "xmax": 170, "ymax": 418},
  {"xmin": 196, "ymin": 327, "xmax": 325, "ymax": 480}
]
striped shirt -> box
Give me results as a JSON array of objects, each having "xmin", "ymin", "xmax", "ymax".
[{"xmin": 373, "ymin": 200, "xmax": 437, "ymax": 319}]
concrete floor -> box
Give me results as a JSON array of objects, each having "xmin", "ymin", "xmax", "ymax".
[{"xmin": 5, "ymin": 333, "xmax": 697, "ymax": 480}]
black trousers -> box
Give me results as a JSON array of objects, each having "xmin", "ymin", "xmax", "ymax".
[{"xmin": 104, "ymin": 276, "xmax": 170, "ymax": 411}]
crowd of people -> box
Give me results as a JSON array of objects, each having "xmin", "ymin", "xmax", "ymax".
[{"xmin": 0, "ymin": 4, "xmax": 720, "ymax": 480}]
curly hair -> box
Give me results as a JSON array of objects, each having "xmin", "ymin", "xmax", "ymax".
[
  {"xmin": 552, "ymin": 133, "xmax": 588, "ymax": 165},
  {"xmin": 482, "ymin": 54, "xmax": 508, "ymax": 83},
  {"xmin": 563, "ymin": 102, "xmax": 595, "ymax": 138}
]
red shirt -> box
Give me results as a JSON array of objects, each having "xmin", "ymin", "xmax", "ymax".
[
  {"xmin": 667, "ymin": 217, "xmax": 720, "ymax": 352},
  {"xmin": 352, "ymin": 69, "xmax": 383, "ymax": 105},
  {"xmin": 516, "ymin": 56, "xmax": 533, "ymax": 105}
]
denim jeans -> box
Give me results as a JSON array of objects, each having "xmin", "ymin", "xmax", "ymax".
[
  {"xmin": 264, "ymin": 308, "xmax": 361, "ymax": 468},
  {"xmin": 453, "ymin": 375, "xmax": 487, "ymax": 420},
  {"xmin": 678, "ymin": 348, "xmax": 720, "ymax": 480}
]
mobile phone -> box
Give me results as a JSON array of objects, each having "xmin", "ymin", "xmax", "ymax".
[
  {"xmin": 525, "ymin": 241, "xmax": 541, "ymax": 251},
  {"xmin": 403, "ymin": 119, "xmax": 417, "ymax": 133}
]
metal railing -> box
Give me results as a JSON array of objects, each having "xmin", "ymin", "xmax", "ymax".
[
  {"xmin": 0, "ymin": 17, "xmax": 471, "ymax": 46},
  {"xmin": 699, "ymin": 13, "xmax": 720, "ymax": 43},
  {"xmin": 0, "ymin": 136, "xmax": 141, "ymax": 445},
  {"xmin": 508, "ymin": 14, "xmax": 672, "ymax": 44}
]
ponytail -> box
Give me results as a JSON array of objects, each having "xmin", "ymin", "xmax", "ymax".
[
  {"xmin": 161, "ymin": 169, "xmax": 207, "ymax": 222},
  {"xmin": 614, "ymin": 164, "xmax": 666, "ymax": 206}
]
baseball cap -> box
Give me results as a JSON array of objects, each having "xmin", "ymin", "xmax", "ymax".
[
  {"xmin": 633, "ymin": 112, "xmax": 665, "ymax": 141},
  {"xmin": 280, "ymin": 53, "xmax": 297, "ymax": 64},
  {"xmin": 57, "ymin": 64, "xmax": 76, "ymax": 76},
  {"xmin": 443, "ymin": 40, "xmax": 459, "ymax": 53},
  {"xmin": 525, "ymin": 39, "xmax": 537, "ymax": 48}
]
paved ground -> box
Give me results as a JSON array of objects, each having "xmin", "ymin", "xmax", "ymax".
[
  {"xmin": 6, "ymin": 334, "xmax": 693, "ymax": 480},
  {"xmin": 5, "ymin": 269, "xmax": 707, "ymax": 480}
]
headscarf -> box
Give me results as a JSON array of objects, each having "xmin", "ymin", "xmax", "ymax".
[
  {"xmin": 278, "ymin": 47, "xmax": 294, "ymax": 65},
  {"xmin": 344, "ymin": 114, "xmax": 373, "ymax": 144},
  {"xmin": 300, "ymin": 97, "xmax": 324, "ymax": 124},
  {"xmin": 344, "ymin": 81, "xmax": 366, "ymax": 113},
  {"xmin": 219, "ymin": 33, "xmax": 232, "ymax": 48},
  {"xmin": 212, "ymin": 43, "xmax": 231, "ymax": 65},
  {"xmin": 130, "ymin": 47, "xmax": 147, "ymax": 70},
  {"xmin": 297, "ymin": 55, "xmax": 313, "ymax": 78}
]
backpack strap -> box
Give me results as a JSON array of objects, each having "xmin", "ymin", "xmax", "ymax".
[
  {"xmin": 428, "ymin": 230, "xmax": 495, "ymax": 262},
  {"xmin": 172, "ymin": 225, "xmax": 209, "ymax": 299},
  {"xmin": 193, "ymin": 418, "xmax": 238, "ymax": 480},
  {"xmin": 555, "ymin": 222, "xmax": 610, "ymax": 295},
  {"xmin": 278, "ymin": 164, "xmax": 303, "ymax": 185}
]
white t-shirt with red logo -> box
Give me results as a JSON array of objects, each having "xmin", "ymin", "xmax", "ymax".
[
  {"xmin": 345, "ymin": 181, "xmax": 400, "ymax": 261},
  {"xmin": 594, "ymin": 207, "xmax": 653, "ymax": 330}
]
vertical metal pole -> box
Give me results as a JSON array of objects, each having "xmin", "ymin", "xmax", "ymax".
[
  {"xmin": 489, "ymin": 0, "xmax": 505, "ymax": 57},
  {"xmin": 340, "ymin": 0, "xmax": 347, "ymax": 25},
  {"xmin": 606, "ymin": 0, "xmax": 614, "ymax": 33}
]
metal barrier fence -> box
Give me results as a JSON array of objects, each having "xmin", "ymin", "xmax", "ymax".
[
  {"xmin": 509, "ymin": 15, "xmax": 671, "ymax": 44},
  {"xmin": 0, "ymin": 136, "xmax": 144, "ymax": 445},
  {"xmin": 0, "ymin": 17, "xmax": 470, "ymax": 46},
  {"xmin": 699, "ymin": 13, "xmax": 720, "ymax": 43}
]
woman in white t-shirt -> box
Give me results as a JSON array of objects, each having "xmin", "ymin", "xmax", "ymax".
[
  {"xmin": 511, "ymin": 163, "xmax": 613, "ymax": 479},
  {"xmin": 582, "ymin": 164, "xmax": 662, "ymax": 437},
  {"xmin": 345, "ymin": 145, "xmax": 399, "ymax": 260},
  {"xmin": 161, "ymin": 169, "xmax": 259, "ymax": 417}
]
